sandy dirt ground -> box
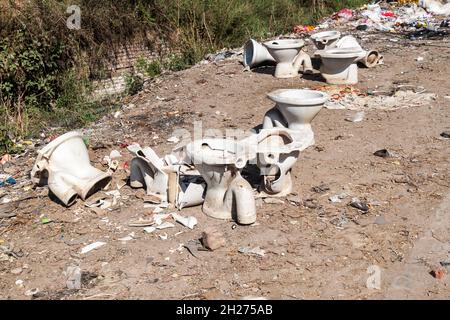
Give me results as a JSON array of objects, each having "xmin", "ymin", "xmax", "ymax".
[{"xmin": 0, "ymin": 27, "xmax": 449, "ymax": 300}]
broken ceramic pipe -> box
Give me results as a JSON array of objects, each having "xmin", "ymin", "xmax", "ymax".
[
  {"xmin": 243, "ymin": 39, "xmax": 276, "ymax": 69},
  {"xmin": 31, "ymin": 131, "xmax": 112, "ymax": 206},
  {"xmin": 185, "ymin": 138, "xmax": 257, "ymax": 225},
  {"xmin": 263, "ymin": 39, "xmax": 313, "ymax": 78}
]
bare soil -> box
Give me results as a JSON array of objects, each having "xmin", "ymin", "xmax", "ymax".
[{"xmin": 1, "ymin": 29, "xmax": 449, "ymax": 300}]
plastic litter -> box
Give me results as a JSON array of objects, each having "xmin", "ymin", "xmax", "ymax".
[{"xmin": 238, "ymin": 246, "xmax": 266, "ymax": 257}]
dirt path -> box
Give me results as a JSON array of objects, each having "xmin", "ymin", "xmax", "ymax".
[{"xmin": 0, "ymin": 29, "xmax": 449, "ymax": 300}]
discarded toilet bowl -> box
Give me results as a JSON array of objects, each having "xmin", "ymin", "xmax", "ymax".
[
  {"xmin": 264, "ymin": 89, "xmax": 327, "ymax": 148},
  {"xmin": 128, "ymin": 144, "xmax": 169, "ymax": 203},
  {"xmin": 243, "ymin": 39, "xmax": 276, "ymax": 69},
  {"xmin": 310, "ymin": 30, "xmax": 341, "ymax": 50},
  {"xmin": 255, "ymin": 129, "xmax": 302, "ymax": 197},
  {"xmin": 317, "ymin": 47, "xmax": 365, "ymax": 85},
  {"xmin": 263, "ymin": 39, "xmax": 313, "ymax": 78},
  {"xmin": 185, "ymin": 138, "xmax": 256, "ymax": 225},
  {"xmin": 335, "ymin": 35, "xmax": 382, "ymax": 68},
  {"xmin": 31, "ymin": 131, "xmax": 112, "ymax": 206}
]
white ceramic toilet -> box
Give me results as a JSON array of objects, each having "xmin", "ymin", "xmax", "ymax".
[
  {"xmin": 258, "ymin": 89, "xmax": 328, "ymax": 196},
  {"xmin": 31, "ymin": 131, "xmax": 112, "ymax": 206},
  {"xmin": 263, "ymin": 39, "xmax": 313, "ymax": 78},
  {"xmin": 185, "ymin": 138, "xmax": 256, "ymax": 225},
  {"xmin": 310, "ymin": 30, "xmax": 341, "ymax": 50},
  {"xmin": 316, "ymin": 47, "xmax": 366, "ymax": 85},
  {"xmin": 243, "ymin": 39, "xmax": 275, "ymax": 69},
  {"xmin": 263, "ymin": 89, "xmax": 328, "ymax": 147}
]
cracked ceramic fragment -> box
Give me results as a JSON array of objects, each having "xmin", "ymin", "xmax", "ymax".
[
  {"xmin": 31, "ymin": 131, "xmax": 112, "ymax": 206},
  {"xmin": 80, "ymin": 241, "xmax": 106, "ymax": 254},
  {"xmin": 238, "ymin": 246, "xmax": 266, "ymax": 257},
  {"xmin": 127, "ymin": 144, "xmax": 169, "ymax": 204},
  {"xmin": 171, "ymin": 212, "xmax": 198, "ymax": 229}
]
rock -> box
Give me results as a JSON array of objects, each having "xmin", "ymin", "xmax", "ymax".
[
  {"xmin": 430, "ymin": 268, "xmax": 445, "ymax": 280},
  {"xmin": 202, "ymin": 229, "xmax": 226, "ymax": 251},
  {"xmin": 349, "ymin": 198, "xmax": 369, "ymax": 213},
  {"xmin": 440, "ymin": 131, "xmax": 450, "ymax": 139},
  {"xmin": 373, "ymin": 149, "xmax": 395, "ymax": 158}
]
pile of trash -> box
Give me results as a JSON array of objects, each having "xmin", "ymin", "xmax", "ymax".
[
  {"xmin": 312, "ymin": 84, "xmax": 437, "ymax": 110},
  {"xmin": 318, "ymin": 1, "xmax": 450, "ymax": 34}
]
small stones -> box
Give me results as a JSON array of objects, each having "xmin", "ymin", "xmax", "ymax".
[
  {"xmin": 430, "ymin": 268, "xmax": 445, "ymax": 280},
  {"xmin": 373, "ymin": 149, "xmax": 394, "ymax": 158},
  {"xmin": 349, "ymin": 198, "xmax": 369, "ymax": 213},
  {"xmin": 202, "ymin": 228, "xmax": 226, "ymax": 251}
]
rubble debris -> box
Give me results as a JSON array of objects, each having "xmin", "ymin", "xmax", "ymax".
[
  {"xmin": 311, "ymin": 184, "xmax": 330, "ymax": 193},
  {"xmin": 0, "ymin": 174, "xmax": 16, "ymax": 187},
  {"xmin": 238, "ymin": 246, "xmax": 266, "ymax": 257},
  {"xmin": 65, "ymin": 266, "xmax": 82, "ymax": 290},
  {"xmin": 374, "ymin": 149, "xmax": 395, "ymax": 158},
  {"xmin": 201, "ymin": 229, "xmax": 226, "ymax": 251},
  {"xmin": 345, "ymin": 111, "xmax": 365, "ymax": 123},
  {"xmin": 329, "ymin": 193, "xmax": 348, "ymax": 203},
  {"xmin": 430, "ymin": 268, "xmax": 446, "ymax": 279},
  {"xmin": 440, "ymin": 131, "xmax": 450, "ymax": 138},
  {"xmin": 80, "ymin": 241, "xmax": 106, "ymax": 254},
  {"xmin": 349, "ymin": 198, "xmax": 370, "ymax": 212},
  {"xmin": 171, "ymin": 212, "xmax": 198, "ymax": 229}
]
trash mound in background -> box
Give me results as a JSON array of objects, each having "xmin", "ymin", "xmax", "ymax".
[{"xmin": 312, "ymin": 85, "xmax": 437, "ymax": 110}]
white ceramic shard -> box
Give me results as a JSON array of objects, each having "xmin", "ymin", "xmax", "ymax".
[
  {"xmin": 171, "ymin": 212, "xmax": 198, "ymax": 229},
  {"xmin": 263, "ymin": 39, "xmax": 313, "ymax": 78},
  {"xmin": 128, "ymin": 144, "xmax": 169, "ymax": 203},
  {"xmin": 31, "ymin": 131, "xmax": 112, "ymax": 206},
  {"xmin": 80, "ymin": 241, "xmax": 106, "ymax": 254}
]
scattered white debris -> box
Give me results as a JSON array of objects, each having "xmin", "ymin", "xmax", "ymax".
[
  {"xmin": 159, "ymin": 233, "xmax": 168, "ymax": 240},
  {"xmin": 80, "ymin": 241, "xmax": 106, "ymax": 254},
  {"xmin": 263, "ymin": 198, "xmax": 285, "ymax": 204},
  {"xmin": 345, "ymin": 111, "xmax": 365, "ymax": 123},
  {"xmin": 118, "ymin": 232, "xmax": 135, "ymax": 242},
  {"xmin": 171, "ymin": 212, "xmax": 198, "ymax": 229},
  {"xmin": 113, "ymin": 111, "xmax": 121, "ymax": 118},
  {"xmin": 143, "ymin": 226, "xmax": 156, "ymax": 234},
  {"xmin": 416, "ymin": 56, "xmax": 424, "ymax": 62},
  {"xmin": 15, "ymin": 279, "xmax": 24, "ymax": 287},
  {"xmin": 329, "ymin": 193, "xmax": 348, "ymax": 203},
  {"xmin": 109, "ymin": 150, "xmax": 122, "ymax": 159},
  {"xmin": 25, "ymin": 288, "xmax": 40, "ymax": 296},
  {"xmin": 153, "ymin": 207, "xmax": 164, "ymax": 214},
  {"xmin": 238, "ymin": 246, "xmax": 266, "ymax": 257},
  {"xmin": 65, "ymin": 266, "xmax": 81, "ymax": 290},
  {"xmin": 167, "ymin": 136, "xmax": 180, "ymax": 144},
  {"xmin": 156, "ymin": 222, "xmax": 176, "ymax": 230}
]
